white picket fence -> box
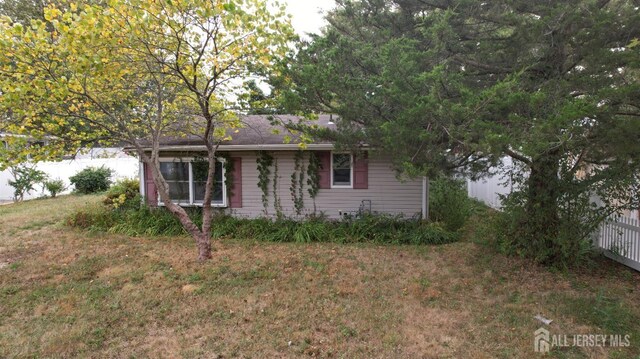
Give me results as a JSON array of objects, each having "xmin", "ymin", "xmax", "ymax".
[
  {"xmin": 598, "ymin": 216, "xmax": 640, "ymax": 272},
  {"xmin": 466, "ymin": 155, "xmax": 640, "ymax": 272}
]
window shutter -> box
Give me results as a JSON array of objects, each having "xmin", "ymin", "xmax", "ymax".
[
  {"xmin": 317, "ymin": 151, "xmax": 331, "ymax": 189},
  {"xmin": 229, "ymin": 157, "xmax": 242, "ymax": 208},
  {"xmin": 353, "ymin": 152, "xmax": 369, "ymax": 189},
  {"xmin": 143, "ymin": 162, "xmax": 158, "ymax": 206}
]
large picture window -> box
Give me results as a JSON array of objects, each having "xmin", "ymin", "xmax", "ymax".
[
  {"xmin": 193, "ymin": 160, "xmax": 223, "ymax": 205},
  {"xmin": 160, "ymin": 162, "xmax": 190, "ymax": 203},
  {"xmin": 158, "ymin": 159, "xmax": 226, "ymax": 206},
  {"xmin": 331, "ymin": 153, "xmax": 352, "ymax": 188}
]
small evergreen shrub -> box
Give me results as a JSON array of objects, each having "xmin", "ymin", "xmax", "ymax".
[
  {"xmin": 103, "ymin": 178, "xmax": 140, "ymax": 209},
  {"xmin": 69, "ymin": 167, "xmax": 113, "ymax": 194},
  {"xmin": 43, "ymin": 178, "xmax": 66, "ymax": 198},
  {"xmin": 429, "ymin": 177, "xmax": 473, "ymax": 232}
]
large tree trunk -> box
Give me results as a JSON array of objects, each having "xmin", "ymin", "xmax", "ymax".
[
  {"xmin": 524, "ymin": 150, "xmax": 561, "ymax": 257},
  {"xmin": 142, "ymin": 154, "xmax": 213, "ymax": 261},
  {"xmin": 196, "ymin": 232, "xmax": 212, "ymax": 261}
]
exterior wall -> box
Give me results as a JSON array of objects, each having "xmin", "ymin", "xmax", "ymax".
[{"xmin": 226, "ymin": 151, "xmax": 423, "ymax": 219}]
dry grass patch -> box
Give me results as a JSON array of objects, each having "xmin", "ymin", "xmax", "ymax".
[{"xmin": 0, "ymin": 196, "xmax": 638, "ymax": 358}]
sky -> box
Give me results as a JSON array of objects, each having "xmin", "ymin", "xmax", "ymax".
[{"xmin": 281, "ymin": 0, "xmax": 336, "ymax": 38}]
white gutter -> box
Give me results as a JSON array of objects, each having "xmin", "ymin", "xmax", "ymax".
[
  {"xmin": 422, "ymin": 176, "xmax": 430, "ymax": 221},
  {"xmin": 139, "ymin": 161, "xmax": 145, "ymax": 199},
  {"xmin": 131, "ymin": 143, "xmax": 342, "ymax": 152}
]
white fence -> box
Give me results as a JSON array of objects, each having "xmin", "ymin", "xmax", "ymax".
[
  {"xmin": 466, "ymin": 156, "xmax": 640, "ymax": 272},
  {"xmin": 467, "ymin": 157, "xmax": 516, "ymax": 209},
  {"xmin": 598, "ymin": 216, "xmax": 640, "ymax": 272},
  {"xmin": 0, "ymin": 149, "xmax": 139, "ymax": 202}
]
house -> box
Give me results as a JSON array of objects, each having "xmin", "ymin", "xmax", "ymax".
[{"xmin": 136, "ymin": 115, "xmax": 428, "ymax": 220}]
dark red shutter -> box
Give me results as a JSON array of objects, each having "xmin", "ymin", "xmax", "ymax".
[
  {"xmin": 229, "ymin": 157, "xmax": 242, "ymax": 208},
  {"xmin": 143, "ymin": 162, "xmax": 158, "ymax": 207},
  {"xmin": 353, "ymin": 152, "xmax": 369, "ymax": 189},
  {"xmin": 317, "ymin": 151, "xmax": 331, "ymax": 189}
]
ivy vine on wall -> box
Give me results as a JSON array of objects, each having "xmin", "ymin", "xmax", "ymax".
[
  {"xmin": 257, "ymin": 150, "xmax": 321, "ymax": 217},
  {"xmin": 256, "ymin": 151, "xmax": 273, "ymax": 215},
  {"xmin": 193, "ymin": 153, "xmax": 235, "ymax": 200},
  {"xmin": 306, "ymin": 151, "xmax": 321, "ymax": 214},
  {"xmin": 290, "ymin": 151, "xmax": 305, "ymax": 215},
  {"xmin": 272, "ymin": 157, "xmax": 283, "ymax": 218}
]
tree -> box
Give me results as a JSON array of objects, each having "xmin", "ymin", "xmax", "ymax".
[
  {"xmin": 285, "ymin": 0, "xmax": 640, "ymax": 264},
  {"xmin": 0, "ymin": 0, "xmax": 295, "ymax": 261},
  {"xmin": 238, "ymin": 79, "xmax": 285, "ymax": 114},
  {"xmin": 7, "ymin": 163, "xmax": 46, "ymax": 201}
]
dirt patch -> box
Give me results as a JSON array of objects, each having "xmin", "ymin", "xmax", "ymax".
[
  {"xmin": 97, "ymin": 265, "xmax": 130, "ymax": 279},
  {"xmin": 181, "ymin": 284, "xmax": 200, "ymax": 294}
]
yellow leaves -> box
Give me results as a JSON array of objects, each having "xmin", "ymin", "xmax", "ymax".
[
  {"xmin": 0, "ymin": 0, "xmax": 295, "ymax": 158},
  {"xmin": 43, "ymin": 7, "xmax": 62, "ymax": 22}
]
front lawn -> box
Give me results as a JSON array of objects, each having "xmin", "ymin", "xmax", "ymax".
[{"xmin": 0, "ymin": 195, "xmax": 638, "ymax": 358}]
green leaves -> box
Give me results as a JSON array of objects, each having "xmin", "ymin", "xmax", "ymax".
[{"xmin": 286, "ymin": 0, "xmax": 640, "ymax": 264}]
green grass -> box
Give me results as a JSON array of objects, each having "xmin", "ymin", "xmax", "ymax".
[{"xmin": 0, "ymin": 195, "xmax": 639, "ymax": 358}]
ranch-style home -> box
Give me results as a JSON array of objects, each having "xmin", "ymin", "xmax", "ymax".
[{"xmin": 136, "ymin": 115, "xmax": 428, "ymax": 220}]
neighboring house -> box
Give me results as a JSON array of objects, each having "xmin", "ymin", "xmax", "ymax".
[{"xmin": 136, "ymin": 115, "xmax": 428, "ymax": 220}]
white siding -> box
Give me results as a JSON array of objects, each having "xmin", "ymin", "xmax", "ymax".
[{"xmin": 228, "ymin": 151, "xmax": 423, "ymax": 219}]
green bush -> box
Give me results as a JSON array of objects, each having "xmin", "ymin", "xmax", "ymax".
[
  {"xmin": 43, "ymin": 178, "xmax": 66, "ymax": 198},
  {"xmin": 67, "ymin": 206, "xmax": 459, "ymax": 246},
  {"xmin": 7, "ymin": 164, "xmax": 47, "ymax": 201},
  {"xmin": 486, "ymin": 190, "xmax": 597, "ymax": 267},
  {"xmin": 429, "ymin": 177, "xmax": 473, "ymax": 232},
  {"xmin": 103, "ymin": 178, "xmax": 140, "ymax": 209},
  {"xmin": 69, "ymin": 167, "xmax": 113, "ymax": 194}
]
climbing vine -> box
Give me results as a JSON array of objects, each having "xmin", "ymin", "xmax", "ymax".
[
  {"xmin": 192, "ymin": 154, "xmax": 234, "ymax": 199},
  {"xmin": 290, "ymin": 151, "xmax": 305, "ymax": 215},
  {"xmin": 307, "ymin": 151, "xmax": 321, "ymax": 214},
  {"xmin": 256, "ymin": 151, "xmax": 273, "ymax": 214},
  {"xmin": 272, "ymin": 158, "xmax": 283, "ymax": 218}
]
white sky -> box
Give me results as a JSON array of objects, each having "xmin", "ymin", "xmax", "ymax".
[{"xmin": 281, "ymin": 0, "xmax": 336, "ymax": 38}]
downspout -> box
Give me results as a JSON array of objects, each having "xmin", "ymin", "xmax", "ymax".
[
  {"xmin": 422, "ymin": 176, "xmax": 429, "ymax": 221},
  {"xmin": 139, "ymin": 161, "xmax": 145, "ymax": 200}
]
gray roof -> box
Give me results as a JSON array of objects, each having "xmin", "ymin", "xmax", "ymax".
[{"xmin": 156, "ymin": 114, "xmax": 336, "ymax": 147}]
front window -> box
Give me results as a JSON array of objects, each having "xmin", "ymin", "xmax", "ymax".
[
  {"xmin": 332, "ymin": 153, "xmax": 352, "ymax": 187},
  {"xmin": 193, "ymin": 160, "xmax": 224, "ymax": 205},
  {"xmin": 160, "ymin": 162, "xmax": 190, "ymax": 203},
  {"xmin": 159, "ymin": 159, "xmax": 226, "ymax": 206}
]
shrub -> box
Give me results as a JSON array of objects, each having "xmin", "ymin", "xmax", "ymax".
[
  {"xmin": 67, "ymin": 205, "xmax": 459, "ymax": 246},
  {"xmin": 487, "ymin": 189, "xmax": 597, "ymax": 267},
  {"xmin": 69, "ymin": 166, "xmax": 113, "ymax": 194},
  {"xmin": 429, "ymin": 177, "xmax": 473, "ymax": 232},
  {"xmin": 7, "ymin": 164, "xmax": 47, "ymax": 202},
  {"xmin": 103, "ymin": 178, "xmax": 140, "ymax": 209},
  {"xmin": 43, "ymin": 178, "xmax": 66, "ymax": 198}
]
